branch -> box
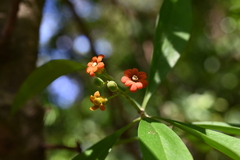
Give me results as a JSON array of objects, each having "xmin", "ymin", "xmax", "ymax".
[
  {"xmin": 64, "ymin": 0, "xmax": 98, "ymax": 57},
  {"xmin": 0, "ymin": 0, "xmax": 21, "ymax": 46}
]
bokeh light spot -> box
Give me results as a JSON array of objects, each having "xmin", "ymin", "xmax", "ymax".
[
  {"xmin": 204, "ymin": 56, "xmax": 220, "ymax": 73},
  {"xmin": 221, "ymin": 73, "xmax": 238, "ymax": 89},
  {"xmin": 94, "ymin": 39, "xmax": 112, "ymax": 57},
  {"xmin": 56, "ymin": 35, "xmax": 73, "ymax": 52},
  {"xmin": 213, "ymin": 98, "xmax": 228, "ymax": 112},
  {"xmin": 220, "ymin": 17, "xmax": 237, "ymax": 33},
  {"xmin": 71, "ymin": 0, "xmax": 92, "ymax": 18},
  {"xmin": 70, "ymin": 0, "xmax": 100, "ymax": 21},
  {"xmin": 47, "ymin": 76, "xmax": 82, "ymax": 109},
  {"xmin": 73, "ymin": 35, "xmax": 91, "ymax": 55}
]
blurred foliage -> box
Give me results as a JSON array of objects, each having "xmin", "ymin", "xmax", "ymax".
[{"xmin": 39, "ymin": 0, "xmax": 240, "ymax": 159}]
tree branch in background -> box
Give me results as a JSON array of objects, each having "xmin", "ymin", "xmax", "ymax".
[
  {"xmin": 0, "ymin": 0, "xmax": 21, "ymax": 48},
  {"xmin": 64, "ymin": 0, "xmax": 98, "ymax": 57}
]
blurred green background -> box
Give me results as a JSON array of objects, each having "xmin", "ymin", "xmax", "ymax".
[{"xmin": 39, "ymin": 0, "xmax": 240, "ymax": 159}]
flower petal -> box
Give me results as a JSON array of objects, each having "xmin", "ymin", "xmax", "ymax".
[
  {"xmin": 132, "ymin": 68, "xmax": 139, "ymax": 75},
  {"xmin": 125, "ymin": 80, "xmax": 134, "ymax": 86},
  {"xmin": 89, "ymin": 72, "xmax": 95, "ymax": 77},
  {"xmin": 135, "ymin": 82, "xmax": 143, "ymax": 89},
  {"xmin": 94, "ymin": 91, "xmax": 100, "ymax": 97},
  {"xmin": 91, "ymin": 66, "xmax": 98, "ymax": 72},
  {"xmin": 130, "ymin": 84, "xmax": 138, "ymax": 92},
  {"xmin": 99, "ymin": 104, "xmax": 106, "ymax": 111},
  {"xmin": 86, "ymin": 67, "xmax": 92, "ymax": 73},
  {"xmin": 139, "ymin": 80, "xmax": 148, "ymax": 87},
  {"xmin": 90, "ymin": 105, "xmax": 99, "ymax": 111},
  {"xmin": 87, "ymin": 62, "xmax": 94, "ymax": 67},
  {"xmin": 97, "ymin": 62, "xmax": 105, "ymax": 69},
  {"xmin": 124, "ymin": 69, "xmax": 133, "ymax": 76},
  {"xmin": 92, "ymin": 56, "xmax": 98, "ymax": 61},
  {"xmin": 97, "ymin": 54, "xmax": 104, "ymax": 62},
  {"xmin": 137, "ymin": 72, "xmax": 147, "ymax": 80},
  {"xmin": 121, "ymin": 76, "xmax": 130, "ymax": 83},
  {"xmin": 89, "ymin": 95, "xmax": 95, "ymax": 103}
]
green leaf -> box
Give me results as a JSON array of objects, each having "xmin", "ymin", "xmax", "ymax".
[
  {"xmin": 138, "ymin": 118, "xmax": 193, "ymax": 160},
  {"xmin": 161, "ymin": 118, "xmax": 240, "ymax": 160},
  {"xmin": 142, "ymin": 0, "xmax": 192, "ymax": 109},
  {"xmin": 193, "ymin": 122, "xmax": 240, "ymax": 135},
  {"xmin": 72, "ymin": 120, "xmax": 139, "ymax": 160},
  {"xmin": 12, "ymin": 60, "xmax": 85, "ymax": 113}
]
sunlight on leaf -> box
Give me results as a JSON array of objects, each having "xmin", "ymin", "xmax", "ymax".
[{"xmin": 142, "ymin": 0, "xmax": 192, "ymax": 109}]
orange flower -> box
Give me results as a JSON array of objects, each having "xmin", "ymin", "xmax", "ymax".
[
  {"xmin": 86, "ymin": 54, "xmax": 105, "ymax": 77},
  {"xmin": 89, "ymin": 91, "xmax": 108, "ymax": 111},
  {"xmin": 121, "ymin": 68, "xmax": 148, "ymax": 92}
]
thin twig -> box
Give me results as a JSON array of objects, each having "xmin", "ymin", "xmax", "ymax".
[
  {"xmin": 0, "ymin": 0, "xmax": 21, "ymax": 47},
  {"xmin": 64, "ymin": 0, "xmax": 98, "ymax": 57}
]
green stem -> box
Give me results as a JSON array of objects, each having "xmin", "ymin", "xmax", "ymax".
[
  {"xmin": 107, "ymin": 93, "xmax": 120, "ymax": 100},
  {"xmin": 118, "ymin": 89, "xmax": 145, "ymax": 116},
  {"xmin": 95, "ymin": 69, "xmax": 114, "ymax": 81},
  {"xmin": 102, "ymin": 69, "xmax": 114, "ymax": 81}
]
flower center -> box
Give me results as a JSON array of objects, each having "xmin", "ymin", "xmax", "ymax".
[
  {"xmin": 92, "ymin": 62, "xmax": 98, "ymax": 67},
  {"xmin": 132, "ymin": 75, "xmax": 138, "ymax": 81}
]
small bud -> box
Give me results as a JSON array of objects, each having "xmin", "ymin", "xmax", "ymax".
[
  {"xmin": 93, "ymin": 77, "xmax": 105, "ymax": 87},
  {"xmin": 107, "ymin": 81, "xmax": 118, "ymax": 92}
]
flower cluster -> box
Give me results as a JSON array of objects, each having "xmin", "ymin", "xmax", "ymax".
[{"xmin": 86, "ymin": 54, "xmax": 148, "ymax": 111}]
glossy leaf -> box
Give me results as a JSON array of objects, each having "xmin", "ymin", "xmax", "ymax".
[
  {"xmin": 12, "ymin": 60, "xmax": 85, "ymax": 113},
  {"xmin": 162, "ymin": 118, "xmax": 240, "ymax": 160},
  {"xmin": 193, "ymin": 122, "xmax": 240, "ymax": 135},
  {"xmin": 138, "ymin": 118, "xmax": 193, "ymax": 160},
  {"xmin": 72, "ymin": 120, "xmax": 138, "ymax": 160},
  {"xmin": 142, "ymin": 0, "xmax": 192, "ymax": 108}
]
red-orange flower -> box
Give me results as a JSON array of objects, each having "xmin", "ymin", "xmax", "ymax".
[
  {"xmin": 86, "ymin": 54, "xmax": 105, "ymax": 77},
  {"xmin": 89, "ymin": 91, "xmax": 108, "ymax": 111},
  {"xmin": 121, "ymin": 68, "xmax": 148, "ymax": 92}
]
